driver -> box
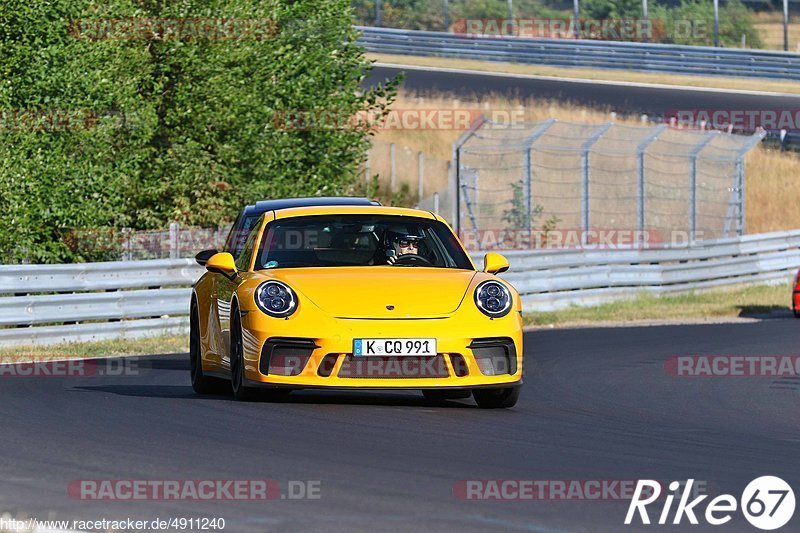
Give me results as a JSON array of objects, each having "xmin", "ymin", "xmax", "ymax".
[{"xmin": 386, "ymin": 232, "xmax": 422, "ymax": 265}]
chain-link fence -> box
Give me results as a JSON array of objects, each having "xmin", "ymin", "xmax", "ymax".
[
  {"xmin": 453, "ymin": 118, "xmax": 764, "ymax": 250},
  {"xmin": 365, "ymin": 139, "xmax": 453, "ymax": 222}
]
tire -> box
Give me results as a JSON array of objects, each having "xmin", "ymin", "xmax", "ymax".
[
  {"xmin": 189, "ymin": 303, "xmax": 219, "ymax": 394},
  {"xmin": 230, "ymin": 307, "xmax": 259, "ymax": 401},
  {"xmin": 422, "ymin": 389, "xmax": 471, "ymax": 402},
  {"xmin": 472, "ymin": 386, "xmax": 521, "ymax": 409}
]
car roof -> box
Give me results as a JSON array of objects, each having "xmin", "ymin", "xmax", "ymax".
[
  {"xmin": 242, "ymin": 197, "xmax": 379, "ymax": 217},
  {"xmin": 273, "ymin": 205, "xmax": 437, "ymax": 220}
]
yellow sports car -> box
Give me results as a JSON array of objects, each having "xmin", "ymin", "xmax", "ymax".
[{"xmin": 190, "ymin": 197, "xmax": 523, "ymax": 408}]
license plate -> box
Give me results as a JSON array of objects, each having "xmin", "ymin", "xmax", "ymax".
[{"xmin": 353, "ymin": 338, "xmax": 437, "ymax": 357}]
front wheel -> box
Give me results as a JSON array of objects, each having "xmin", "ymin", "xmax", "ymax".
[
  {"xmin": 472, "ymin": 386, "xmax": 520, "ymax": 409},
  {"xmin": 230, "ymin": 308, "xmax": 259, "ymax": 401}
]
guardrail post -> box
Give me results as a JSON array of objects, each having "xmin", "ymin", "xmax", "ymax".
[
  {"xmin": 636, "ymin": 125, "xmax": 667, "ymax": 246},
  {"xmin": 580, "ymin": 123, "xmax": 612, "ymax": 245},
  {"xmin": 688, "ymin": 132, "xmax": 717, "ymax": 243},
  {"xmin": 451, "ymin": 115, "xmax": 487, "ymax": 236},
  {"xmin": 169, "ymin": 222, "xmax": 180, "ymax": 259}
]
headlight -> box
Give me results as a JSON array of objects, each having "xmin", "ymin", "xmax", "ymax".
[
  {"xmin": 474, "ymin": 280, "xmax": 512, "ymax": 318},
  {"xmin": 255, "ymin": 281, "xmax": 297, "ymax": 318}
]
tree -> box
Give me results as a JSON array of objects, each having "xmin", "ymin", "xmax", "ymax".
[{"xmin": 0, "ymin": 0, "xmax": 396, "ymax": 263}]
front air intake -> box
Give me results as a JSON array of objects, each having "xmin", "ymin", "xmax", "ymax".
[
  {"xmin": 259, "ymin": 337, "xmax": 319, "ymax": 376},
  {"xmin": 468, "ymin": 337, "xmax": 517, "ymax": 376}
]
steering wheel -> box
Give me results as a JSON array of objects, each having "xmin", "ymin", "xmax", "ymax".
[{"xmin": 393, "ymin": 253, "xmax": 433, "ymax": 266}]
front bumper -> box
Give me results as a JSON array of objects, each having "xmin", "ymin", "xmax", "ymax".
[{"xmin": 239, "ymin": 312, "xmax": 524, "ymax": 390}]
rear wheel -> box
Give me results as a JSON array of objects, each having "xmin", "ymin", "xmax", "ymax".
[
  {"xmin": 472, "ymin": 386, "xmax": 520, "ymax": 409},
  {"xmin": 190, "ymin": 304, "xmax": 218, "ymax": 394},
  {"xmin": 230, "ymin": 308, "xmax": 259, "ymax": 401}
]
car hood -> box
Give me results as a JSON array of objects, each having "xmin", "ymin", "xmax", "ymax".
[{"xmin": 272, "ymin": 267, "xmax": 477, "ymax": 318}]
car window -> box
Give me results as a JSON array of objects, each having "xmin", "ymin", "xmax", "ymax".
[
  {"xmin": 228, "ymin": 214, "xmax": 262, "ymax": 259},
  {"xmin": 255, "ymin": 215, "xmax": 472, "ymax": 270},
  {"xmin": 222, "ymin": 212, "xmax": 243, "ymax": 253},
  {"xmin": 234, "ymin": 215, "xmax": 264, "ymax": 271}
]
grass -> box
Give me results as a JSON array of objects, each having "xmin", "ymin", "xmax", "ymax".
[
  {"xmin": 370, "ymin": 91, "xmax": 800, "ymax": 234},
  {"xmin": 753, "ymin": 12, "xmax": 800, "ymax": 52},
  {"xmin": 0, "ymin": 334, "xmax": 187, "ymax": 363},
  {"xmin": 368, "ymin": 52, "xmax": 800, "ymax": 95},
  {"xmin": 523, "ymin": 282, "xmax": 791, "ymax": 327}
]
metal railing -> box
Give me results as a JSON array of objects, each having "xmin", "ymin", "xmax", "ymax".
[
  {"xmin": 357, "ymin": 26, "xmax": 800, "ymax": 81},
  {"xmin": 1, "ymin": 230, "xmax": 799, "ymax": 346},
  {"xmin": 0, "ymin": 259, "xmax": 202, "ymax": 347}
]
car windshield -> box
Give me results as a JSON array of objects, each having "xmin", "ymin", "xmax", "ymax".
[{"xmin": 255, "ymin": 215, "xmax": 473, "ymax": 270}]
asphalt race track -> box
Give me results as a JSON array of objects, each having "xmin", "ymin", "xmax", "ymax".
[
  {"xmin": 1, "ymin": 320, "xmax": 799, "ymax": 532},
  {"xmin": 365, "ymin": 64, "xmax": 800, "ymax": 118}
]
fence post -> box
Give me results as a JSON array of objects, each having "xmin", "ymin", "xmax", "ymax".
[
  {"xmin": 169, "ymin": 222, "xmax": 180, "ymax": 259},
  {"xmin": 635, "ymin": 125, "xmax": 667, "ymax": 246},
  {"xmin": 389, "ymin": 143, "xmax": 396, "ymax": 193},
  {"xmin": 522, "ymin": 119, "xmax": 556, "ymax": 232},
  {"xmin": 688, "ymin": 132, "xmax": 716, "ymax": 243},
  {"xmin": 417, "ymin": 151, "xmax": 424, "ymax": 203},
  {"xmin": 580, "ymin": 123, "xmax": 612, "ymax": 245},
  {"xmin": 451, "ymin": 115, "xmax": 487, "ymax": 236}
]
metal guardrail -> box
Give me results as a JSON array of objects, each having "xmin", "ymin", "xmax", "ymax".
[
  {"xmin": 0, "ymin": 259, "xmax": 203, "ymax": 347},
  {"xmin": 1, "ymin": 230, "xmax": 799, "ymax": 346},
  {"xmin": 357, "ymin": 26, "xmax": 800, "ymax": 81},
  {"xmin": 503, "ymin": 230, "xmax": 800, "ymax": 309}
]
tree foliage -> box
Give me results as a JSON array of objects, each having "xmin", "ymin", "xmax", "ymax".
[{"xmin": 0, "ymin": 0, "xmax": 396, "ymax": 263}]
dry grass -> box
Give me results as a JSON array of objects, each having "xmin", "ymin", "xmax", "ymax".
[
  {"xmin": 0, "ymin": 334, "xmax": 187, "ymax": 363},
  {"xmin": 370, "ymin": 91, "xmax": 800, "ymax": 234},
  {"xmin": 753, "ymin": 12, "xmax": 800, "ymax": 52},
  {"xmin": 523, "ymin": 282, "xmax": 791, "ymax": 327},
  {"xmin": 368, "ymin": 53, "xmax": 800, "ymax": 95},
  {"xmin": 746, "ymin": 146, "xmax": 800, "ymax": 233}
]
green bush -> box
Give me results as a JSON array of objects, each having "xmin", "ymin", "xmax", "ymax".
[{"xmin": 0, "ymin": 0, "xmax": 396, "ymax": 263}]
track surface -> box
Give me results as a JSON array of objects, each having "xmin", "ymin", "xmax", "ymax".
[
  {"xmin": 365, "ymin": 65, "xmax": 800, "ymax": 117},
  {"xmin": 2, "ymin": 320, "xmax": 799, "ymax": 532}
]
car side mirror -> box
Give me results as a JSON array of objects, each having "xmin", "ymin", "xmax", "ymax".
[
  {"xmin": 483, "ymin": 252, "xmax": 509, "ymax": 274},
  {"xmin": 206, "ymin": 252, "xmax": 237, "ymax": 277},
  {"xmin": 195, "ymin": 248, "xmax": 218, "ymax": 266}
]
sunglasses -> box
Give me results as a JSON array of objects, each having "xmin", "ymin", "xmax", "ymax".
[{"xmin": 398, "ymin": 239, "xmax": 418, "ymax": 247}]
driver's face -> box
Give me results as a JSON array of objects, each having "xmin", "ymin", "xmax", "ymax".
[{"xmin": 397, "ymin": 239, "xmax": 418, "ymax": 256}]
